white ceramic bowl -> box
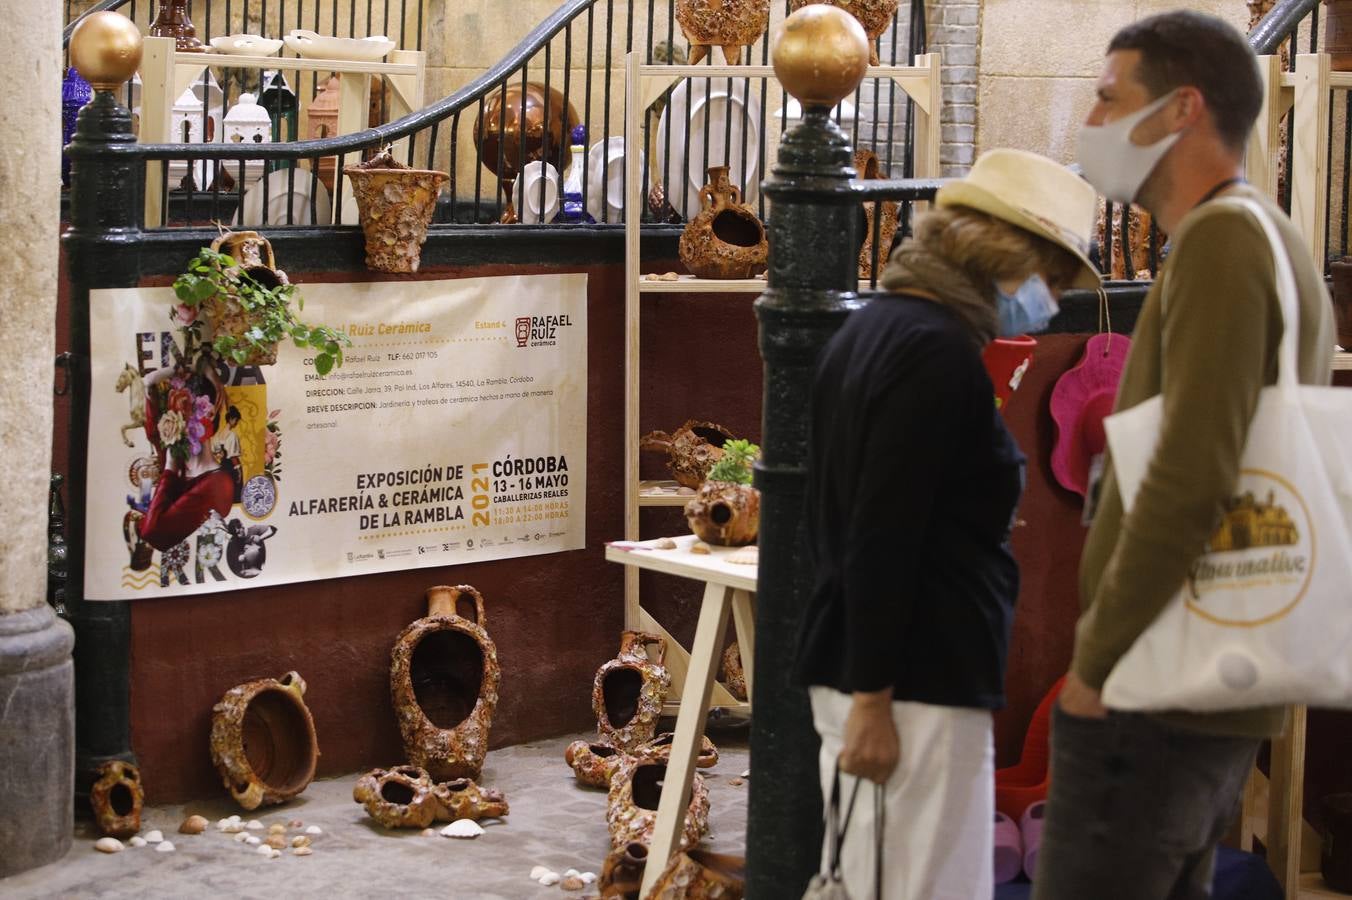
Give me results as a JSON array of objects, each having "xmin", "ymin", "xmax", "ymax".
[
  {"xmin": 209, "ymin": 34, "xmax": 283, "ymax": 56},
  {"xmin": 284, "ymin": 30, "xmax": 396, "ymax": 62},
  {"xmin": 585, "ymin": 137, "xmax": 642, "ymax": 224},
  {"xmin": 655, "ymin": 78, "xmax": 762, "ymax": 221},
  {"xmin": 516, "ymin": 161, "xmax": 561, "ymax": 224}
]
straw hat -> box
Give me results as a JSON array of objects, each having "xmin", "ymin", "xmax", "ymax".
[{"xmin": 937, "ymin": 149, "xmax": 1102, "ymax": 291}]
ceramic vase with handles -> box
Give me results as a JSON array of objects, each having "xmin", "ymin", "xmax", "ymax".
[
  {"xmin": 593, "ymin": 631, "xmax": 671, "ymax": 751},
  {"xmin": 210, "ymin": 670, "xmax": 319, "ymax": 809},
  {"xmin": 678, "ymin": 166, "xmax": 768, "ymax": 280},
  {"xmin": 390, "ymin": 585, "xmax": 501, "ymax": 781}
]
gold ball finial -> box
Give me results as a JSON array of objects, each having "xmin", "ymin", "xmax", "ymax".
[
  {"xmin": 772, "ymin": 5, "xmax": 870, "ymax": 110},
  {"xmin": 69, "ymin": 12, "xmax": 143, "ymax": 93}
]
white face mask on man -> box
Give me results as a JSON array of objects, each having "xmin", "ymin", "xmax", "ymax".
[{"xmin": 1076, "ymin": 90, "xmax": 1180, "ymax": 204}]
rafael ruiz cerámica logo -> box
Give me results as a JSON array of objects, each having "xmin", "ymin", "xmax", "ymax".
[{"xmin": 515, "ymin": 314, "xmax": 574, "ymax": 348}]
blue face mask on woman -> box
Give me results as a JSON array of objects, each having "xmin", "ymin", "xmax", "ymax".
[{"xmin": 995, "ymin": 274, "xmax": 1059, "ymax": 337}]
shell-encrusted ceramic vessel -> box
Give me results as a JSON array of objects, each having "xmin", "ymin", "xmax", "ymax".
[
  {"xmin": 721, "ymin": 641, "xmax": 748, "ymax": 701},
  {"xmin": 678, "ymin": 166, "xmax": 768, "ymax": 279},
  {"xmin": 640, "ymin": 420, "xmax": 736, "ymax": 489},
  {"xmin": 675, "ymin": 0, "xmax": 771, "ymax": 65},
  {"xmin": 636, "ymin": 732, "xmax": 719, "ymax": 769},
  {"xmin": 645, "ymin": 849, "xmax": 747, "ymax": 899},
  {"xmin": 565, "ymin": 740, "xmax": 627, "ymax": 788},
  {"xmin": 854, "ymin": 149, "xmax": 899, "ymax": 279},
  {"xmin": 353, "ymin": 766, "xmax": 440, "ymax": 829},
  {"xmin": 599, "ymin": 841, "xmax": 650, "ymax": 899},
  {"xmin": 593, "ymin": 631, "xmax": 671, "ymax": 751},
  {"xmin": 788, "ymin": 0, "xmax": 900, "ymax": 65},
  {"xmin": 431, "ymin": 777, "xmax": 509, "ymax": 821},
  {"xmin": 391, "ymin": 585, "xmax": 501, "ymax": 781},
  {"xmin": 684, "ymin": 481, "xmax": 760, "ymax": 546},
  {"xmin": 345, "ymin": 149, "xmax": 449, "ymax": 273},
  {"xmin": 90, "ymin": 760, "xmax": 143, "ymax": 838},
  {"xmin": 210, "ymin": 670, "xmax": 318, "ymax": 810},
  {"xmin": 606, "ymin": 757, "xmax": 710, "ymax": 850}
]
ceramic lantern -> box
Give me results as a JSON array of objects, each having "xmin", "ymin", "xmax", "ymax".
[
  {"xmin": 169, "ymin": 83, "xmax": 217, "ymax": 190},
  {"xmin": 308, "ymin": 76, "xmax": 341, "ymax": 191},
  {"xmin": 259, "ymin": 70, "xmax": 299, "ymax": 143},
  {"xmin": 223, "ymin": 93, "xmax": 271, "ymax": 189}
]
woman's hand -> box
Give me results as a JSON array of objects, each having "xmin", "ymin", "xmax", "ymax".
[{"xmin": 840, "ymin": 689, "xmax": 899, "ymax": 785}]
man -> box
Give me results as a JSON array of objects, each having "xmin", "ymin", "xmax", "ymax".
[{"xmin": 1035, "ymin": 12, "xmax": 1333, "ymax": 900}]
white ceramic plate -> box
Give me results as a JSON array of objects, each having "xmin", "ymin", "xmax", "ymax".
[
  {"xmin": 655, "ymin": 78, "xmax": 762, "ymax": 221},
  {"xmin": 209, "ymin": 34, "xmax": 283, "ymax": 56},
  {"xmin": 233, "ymin": 168, "xmax": 332, "ymax": 228},
  {"xmin": 516, "ymin": 160, "xmax": 561, "ymax": 224},
  {"xmin": 284, "ymin": 30, "xmax": 396, "ymax": 62},
  {"xmin": 584, "ymin": 137, "xmax": 642, "ymax": 224}
]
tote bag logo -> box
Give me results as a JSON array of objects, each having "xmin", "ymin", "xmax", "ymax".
[{"xmin": 1185, "ymin": 468, "xmax": 1314, "ymax": 627}]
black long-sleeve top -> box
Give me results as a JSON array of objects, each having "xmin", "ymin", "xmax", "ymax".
[{"xmin": 794, "ymin": 293, "xmax": 1025, "ymax": 709}]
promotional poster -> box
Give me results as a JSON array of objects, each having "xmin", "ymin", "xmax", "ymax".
[{"xmin": 85, "ymin": 273, "xmax": 588, "ymax": 599}]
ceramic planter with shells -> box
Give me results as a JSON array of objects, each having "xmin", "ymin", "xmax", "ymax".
[
  {"xmin": 855, "ymin": 149, "xmax": 899, "ymax": 279},
  {"xmin": 593, "ymin": 631, "xmax": 671, "ymax": 751},
  {"xmin": 640, "ymin": 420, "xmax": 737, "ymax": 489},
  {"xmin": 638, "ymin": 732, "xmax": 720, "ymax": 769},
  {"xmin": 675, "ymin": 0, "xmax": 772, "ymax": 65},
  {"xmin": 565, "ymin": 740, "xmax": 626, "ymax": 788},
  {"xmin": 432, "ymin": 776, "xmax": 509, "ymax": 821},
  {"xmin": 679, "ymin": 166, "xmax": 768, "ymax": 279},
  {"xmin": 391, "ymin": 585, "xmax": 500, "ymax": 781},
  {"xmin": 606, "ymin": 756, "xmax": 710, "ymax": 849},
  {"xmin": 210, "ymin": 671, "xmax": 319, "ymax": 810},
  {"xmin": 722, "ymin": 641, "xmax": 748, "ymax": 701},
  {"xmin": 645, "ymin": 849, "xmax": 747, "ymax": 899},
  {"xmin": 345, "ymin": 149, "xmax": 449, "ymax": 273},
  {"xmin": 90, "ymin": 760, "xmax": 144, "ymax": 839},
  {"xmin": 600, "ymin": 841, "xmax": 650, "ymax": 898},
  {"xmin": 685, "ymin": 481, "xmax": 760, "ymax": 546},
  {"xmin": 201, "ymin": 231, "xmax": 290, "ymax": 366},
  {"xmin": 354, "ymin": 766, "xmax": 441, "ymax": 829},
  {"xmin": 788, "ymin": 0, "xmax": 900, "ymax": 65}
]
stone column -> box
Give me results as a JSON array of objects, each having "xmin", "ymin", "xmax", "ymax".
[
  {"xmin": 747, "ymin": 9, "xmax": 869, "ymax": 898},
  {"xmin": 0, "ymin": 0, "xmax": 77, "ymax": 878}
]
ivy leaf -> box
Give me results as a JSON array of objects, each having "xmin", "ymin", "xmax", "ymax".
[{"xmin": 314, "ymin": 353, "xmax": 334, "ymax": 376}]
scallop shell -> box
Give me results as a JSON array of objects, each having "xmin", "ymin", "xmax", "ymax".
[
  {"xmin": 726, "ymin": 545, "xmax": 758, "ymax": 565},
  {"xmin": 155, "ymin": 840, "xmax": 176, "ymax": 853},
  {"xmin": 441, "ymin": 819, "xmax": 485, "ymax": 839},
  {"xmin": 305, "ymin": 825, "xmax": 323, "ymax": 835},
  {"xmin": 94, "ymin": 837, "xmax": 124, "ymax": 853},
  {"xmin": 129, "ymin": 836, "xmax": 148, "ymax": 848},
  {"xmin": 293, "ymin": 846, "xmax": 313, "ymax": 856},
  {"xmin": 143, "ymin": 830, "xmax": 164, "ymax": 843},
  {"xmin": 530, "ymin": 866, "xmax": 552, "ymax": 881},
  {"xmin": 690, "ymin": 541, "xmax": 711, "ymax": 555},
  {"xmin": 293, "ymin": 835, "xmax": 313, "ymax": 848},
  {"xmin": 539, "ymin": 872, "xmax": 562, "ymax": 886}
]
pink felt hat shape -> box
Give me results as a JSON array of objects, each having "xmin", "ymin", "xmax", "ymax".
[{"xmin": 1050, "ymin": 332, "xmax": 1131, "ymax": 496}]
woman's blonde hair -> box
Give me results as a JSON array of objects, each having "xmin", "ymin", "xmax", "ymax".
[{"xmin": 912, "ymin": 205, "xmax": 1083, "ymax": 291}]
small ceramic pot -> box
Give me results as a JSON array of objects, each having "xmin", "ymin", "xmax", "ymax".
[
  {"xmin": 431, "ymin": 776, "xmax": 509, "ymax": 821},
  {"xmin": 722, "ymin": 641, "xmax": 747, "ymax": 701},
  {"xmin": 565, "ymin": 740, "xmax": 626, "ymax": 788},
  {"xmin": 606, "ymin": 756, "xmax": 710, "ymax": 849},
  {"xmin": 200, "ymin": 231, "xmax": 289, "ymax": 366},
  {"xmin": 641, "ymin": 420, "xmax": 737, "ymax": 489},
  {"xmin": 675, "ymin": 0, "xmax": 772, "ymax": 65},
  {"xmin": 788, "ymin": 0, "xmax": 899, "ymax": 65},
  {"xmin": 391, "ymin": 585, "xmax": 501, "ymax": 781},
  {"xmin": 685, "ymin": 481, "xmax": 760, "ymax": 546},
  {"xmin": 637, "ymin": 732, "xmax": 720, "ymax": 769},
  {"xmin": 354, "ymin": 765, "xmax": 441, "ymax": 829},
  {"xmin": 89, "ymin": 760, "xmax": 143, "ymax": 839},
  {"xmin": 599, "ymin": 841, "xmax": 650, "ymax": 899},
  {"xmin": 593, "ymin": 631, "xmax": 671, "ymax": 751},
  {"xmin": 854, "ymin": 150, "xmax": 899, "ymax": 279},
  {"xmin": 210, "ymin": 671, "xmax": 319, "ymax": 810},
  {"xmin": 345, "ymin": 149, "xmax": 449, "ymax": 273},
  {"xmin": 679, "ymin": 166, "xmax": 768, "ymax": 279},
  {"xmin": 645, "ymin": 849, "xmax": 747, "ymax": 899}
]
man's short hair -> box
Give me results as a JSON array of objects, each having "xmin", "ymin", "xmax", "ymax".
[{"xmin": 1108, "ymin": 11, "xmax": 1262, "ymax": 151}]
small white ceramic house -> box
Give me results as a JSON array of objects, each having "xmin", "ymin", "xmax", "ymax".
[
  {"xmin": 222, "ymin": 93, "xmax": 271, "ymax": 188},
  {"xmin": 169, "ymin": 83, "xmax": 214, "ymax": 190}
]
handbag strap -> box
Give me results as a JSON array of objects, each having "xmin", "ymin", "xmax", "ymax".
[
  {"xmin": 825, "ymin": 763, "xmax": 886, "ymax": 900},
  {"xmin": 1227, "ymin": 198, "xmax": 1302, "ymax": 398}
]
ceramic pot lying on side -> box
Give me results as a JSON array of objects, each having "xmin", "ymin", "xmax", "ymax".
[
  {"xmin": 722, "ymin": 641, "xmax": 747, "ymax": 701},
  {"xmin": 645, "ymin": 849, "xmax": 747, "ymax": 899},
  {"xmin": 354, "ymin": 765, "xmax": 509, "ymax": 828},
  {"xmin": 685, "ymin": 481, "xmax": 760, "ymax": 546},
  {"xmin": 593, "ymin": 631, "xmax": 671, "ymax": 751},
  {"xmin": 210, "ymin": 670, "xmax": 319, "ymax": 810},
  {"xmin": 599, "ymin": 841, "xmax": 650, "ymax": 899},
  {"xmin": 640, "ymin": 420, "xmax": 736, "ymax": 489},
  {"xmin": 606, "ymin": 756, "xmax": 710, "ymax": 850},
  {"xmin": 90, "ymin": 760, "xmax": 144, "ymax": 838}
]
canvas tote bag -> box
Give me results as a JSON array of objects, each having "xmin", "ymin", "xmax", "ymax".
[{"xmin": 1101, "ymin": 197, "xmax": 1352, "ymax": 712}]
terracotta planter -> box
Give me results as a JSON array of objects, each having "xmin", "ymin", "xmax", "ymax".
[
  {"xmin": 391, "ymin": 585, "xmax": 500, "ymax": 781},
  {"xmin": 637, "ymin": 732, "xmax": 720, "ymax": 769},
  {"xmin": 593, "ymin": 631, "xmax": 671, "ymax": 751},
  {"xmin": 210, "ymin": 670, "xmax": 319, "ymax": 810},
  {"xmin": 788, "ymin": 0, "xmax": 898, "ymax": 65},
  {"xmin": 675, "ymin": 0, "xmax": 771, "ymax": 65},
  {"xmin": 89, "ymin": 760, "xmax": 143, "ymax": 839},
  {"xmin": 679, "ymin": 166, "xmax": 768, "ymax": 279},
  {"xmin": 641, "ymin": 419, "xmax": 737, "ymax": 489},
  {"xmin": 855, "ymin": 149, "xmax": 899, "ymax": 279},
  {"xmin": 722, "ymin": 641, "xmax": 747, "ymax": 701},
  {"xmin": 606, "ymin": 756, "xmax": 710, "ymax": 849},
  {"xmin": 345, "ymin": 151, "xmax": 449, "ymax": 273},
  {"xmin": 645, "ymin": 849, "xmax": 747, "ymax": 899},
  {"xmin": 600, "ymin": 841, "xmax": 650, "ymax": 899},
  {"xmin": 1330, "ymin": 258, "xmax": 1352, "ymax": 350},
  {"xmin": 353, "ymin": 765, "xmax": 440, "ymax": 829},
  {"xmin": 474, "ymin": 83, "xmax": 581, "ymax": 223},
  {"xmin": 432, "ymin": 776, "xmax": 509, "ymax": 821},
  {"xmin": 565, "ymin": 740, "xmax": 626, "ymax": 788},
  {"xmin": 1329, "ymin": 0, "xmax": 1352, "ymax": 71},
  {"xmin": 685, "ymin": 481, "xmax": 760, "ymax": 546},
  {"xmin": 201, "ymin": 231, "xmax": 288, "ymax": 367},
  {"xmin": 149, "ymin": 0, "xmax": 204, "ymax": 52}
]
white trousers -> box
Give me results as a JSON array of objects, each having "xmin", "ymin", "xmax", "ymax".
[{"xmin": 810, "ymin": 687, "xmax": 995, "ymax": 900}]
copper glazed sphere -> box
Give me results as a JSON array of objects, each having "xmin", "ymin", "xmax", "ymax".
[
  {"xmin": 772, "ymin": 4, "xmax": 870, "ymax": 110},
  {"xmin": 69, "ymin": 12, "xmax": 144, "ymax": 93},
  {"xmin": 474, "ymin": 83, "xmax": 581, "ymax": 183}
]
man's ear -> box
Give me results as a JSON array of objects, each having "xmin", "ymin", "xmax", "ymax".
[{"xmin": 1172, "ymin": 86, "xmax": 1207, "ymax": 131}]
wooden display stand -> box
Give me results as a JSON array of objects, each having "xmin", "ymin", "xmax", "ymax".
[
  {"xmin": 605, "ymin": 534, "xmax": 756, "ymax": 897},
  {"xmin": 136, "ymin": 36, "xmax": 426, "ymax": 227},
  {"xmin": 619, "ymin": 49, "xmax": 942, "ymax": 713}
]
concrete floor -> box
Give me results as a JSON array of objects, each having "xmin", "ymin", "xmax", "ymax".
[{"xmin": 2, "ymin": 732, "xmax": 749, "ymax": 900}]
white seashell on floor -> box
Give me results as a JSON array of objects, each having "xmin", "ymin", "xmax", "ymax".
[
  {"xmin": 581, "ymin": 872, "xmax": 597, "ymax": 884},
  {"xmin": 268, "ymin": 824, "xmax": 287, "ymax": 835},
  {"xmin": 245, "ymin": 836, "xmax": 262, "ymax": 846},
  {"xmin": 305, "ymin": 825, "xmax": 323, "ymax": 835},
  {"xmin": 246, "ymin": 820, "xmax": 263, "ymax": 830},
  {"xmin": 256, "ymin": 844, "xmax": 275, "ymax": 857},
  {"xmin": 128, "ymin": 836, "xmax": 147, "ymax": 848},
  {"xmin": 420, "ymin": 828, "xmax": 437, "ymax": 838},
  {"xmin": 155, "ymin": 841, "xmax": 176, "ymax": 853},
  {"xmin": 234, "ymin": 832, "xmax": 250, "ymax": 843},
  {"xmin": 538, "ymin": 872, "xmax": 561, "ymax": 886},
  {"xmin": 143, "ymin": 830, "xmax": 164, "ymax": 843},
  {"xmin": 530, "ymin": 866, "xmax": 552, "ymax": 881},
  {"xmin": 292, "ymin": 835, "xmax": 312, "ymax": 849},
  {"xmin": 440, "ymin": 819, "xmax": 484, "ymax": 839},
  {"xmin": 293, "ymin": 846, "xmax": 313, "ymax": 857},
  {"xmin": 741, "ymin": 769, "xmax": 750, "ymax": 778},
  {"xmin": 564, "ymin": 868, "xmax": 580, "ymax": 878},
  {"xmin": 222, "ymin": 822, "xmax": 245, "ymax": 834},
  {"xmin": 94, "ymin": 837, "xmax": 123, "ymax": 853}
]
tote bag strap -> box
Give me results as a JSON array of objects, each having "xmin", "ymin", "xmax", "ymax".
[{"xmin": 1222, "ymin": 197, "xmax": 1302, "ymax": 398}]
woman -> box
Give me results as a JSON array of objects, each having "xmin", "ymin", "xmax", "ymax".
[
  {"xmin": 796, "ymin": 149, "xmax": 1101, "ymax": 899},
  {"xmin": 213, "ymin": 405, "xmax": 244, "ymax": 503}
]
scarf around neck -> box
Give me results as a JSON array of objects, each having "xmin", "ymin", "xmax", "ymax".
[{"xmin": 879, "ymin": 242, "xmax": 998, "ymax": 347}]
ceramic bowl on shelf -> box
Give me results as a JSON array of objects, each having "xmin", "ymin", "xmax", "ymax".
[
  {"xmin": 283, "ymin": 30, "xmax": 396, "ymax": 62},
  {"xmin": 208, "ymin": 34, "xmax": 283, "ymax": 56}
]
